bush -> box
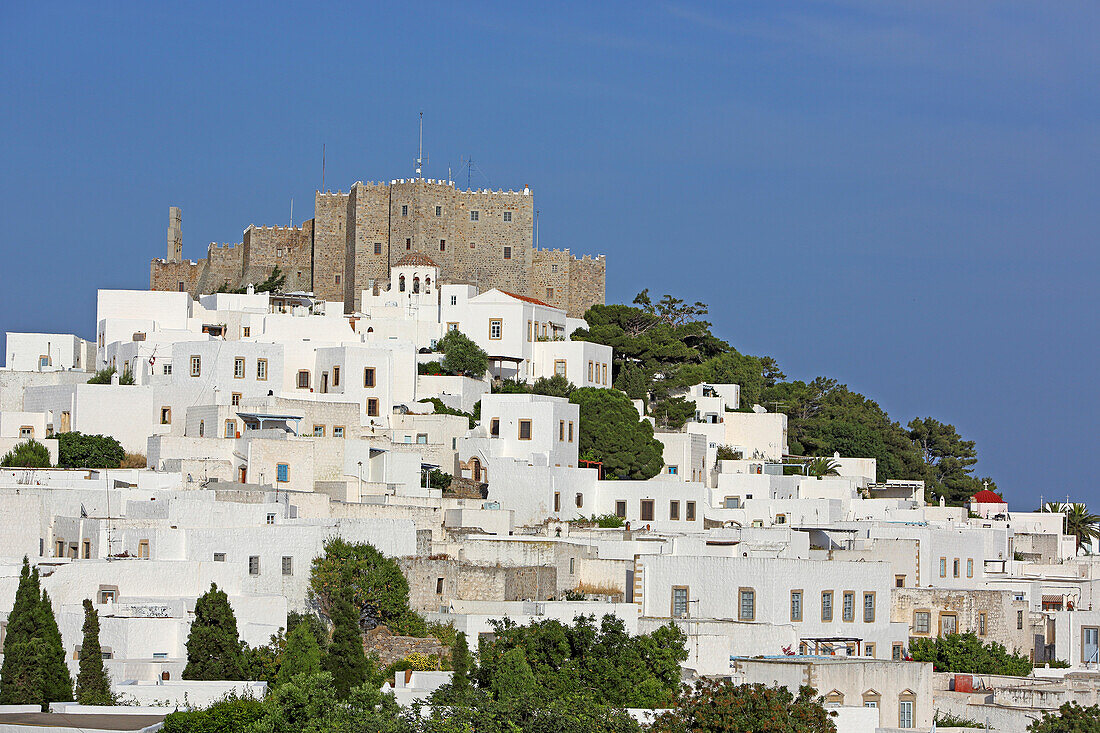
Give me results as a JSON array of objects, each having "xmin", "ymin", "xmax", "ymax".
[
  {"xmin": 161, "ymin": 692, "xmax": 264, "ymax": 732},
  {"xmin": 1029, "ymin": 702, "xmax": 1100, "ymax": 732},
  {"xmin": 908, "ymin": 633, "xmax": 1032, "ymax": 676},
  {"xmin": 715, "ymin": 445, "xmax": 743, "ymax": 462},
  {"xmin": 591, "ymin": 514, "xmax": 625, "ymax": 529},
  {"xmin": 438, "ymin": 330, "xmax": 489, "ymax": 379},
  {"xmin": 418, "ymin": 397, "xmax": 477, "ymax": 429},
  {"xmin": 87, "ymin": 368, "xmax": 114, "ymax": 385},
  {"xmin": 1, "ymin": 440, "xmax": 51, "ymax": 468},
  {"xmin": 51, "ymin": 432, "xmax": 125, "ymax": 469},
  {"xmin": 426, "ymin": 620, "xmax": 457, "ymax": 647},
  {"xmin": 652, "ymin": 680, "xmax": 836, "ymax": 733},
  {"xmin": 417, "ymin": 360, "xmax": 444, "ymax": 375}
]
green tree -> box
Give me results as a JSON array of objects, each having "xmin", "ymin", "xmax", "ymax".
[
  {"xmin": 491, "ymin": 647, "xmax": 537, "ymax": 705},
  {"xmin": 613, "ymin": 362, "xmax": 648, "ymax": 401},
  {"xmin": 0, "ymin": 559, "xmax": 73, "ymax": 708},
  {"xmin": 254, "ymin": 266, "xmax": 287, "ymax": 293},
  {"xmin": 75, "ymin": 599, "xmax": 113, "ymax": 704},
  {"xmin": 240, "ymin": 632, "xmax": 284, "ymax": 686},
  {"xmin": 530, "ymin": 374, "xmax": 574, "ymax": 398},
  {"xmin": 908, "ymin": 632, "xmax": 1032, "ymax": 676},
  {"xmin": 322, "ymin": 590, "xmax": 371, "ymax": 699},
  {"xmin": 1063, "ymin": 504, "xmax": 1100, "ymax": 554},
  {"xmin": 449, "ymin": 631, "xmax": 471, "ymax": 698},
  {"xmin": 438, "ymin": 330, "xmax": 489, "ymax": 379},
  {"xmin": 805, "ymin": 456, "xmax": 840, "ymax": 478},
  {"xmin": 0, "ymin": 439, "xmax": 51, "ymax": 468},
  {"xmin": 52, "ymin": 432, "xmax": 125, "ymax": 469},
  {"xmin": 1028, "ymin": 702, "xmax": 1100, "ymax": 732},
  {"xmin": 87, "ymin": 367, "xmax": 115, "ymax": 384},
  {"xmin": 309, "ymin": 538, "xmax": 424, "ymax": 635},
  {"xmin": 278, "ymin": 624, "xmax": 322, "ymax": 686},
  {"xmin": 568, "ymin": 388, "xmax": 664, "ymax": 480},
  {"xmin": 183, "ymin": 583, "xmax": 245, "ymax": 680},
  {"xmin": 651, "ymin": 680, "xmax": 836, "ymax": 733},
  {"xmin": 650, "ymin": 396, "xmax": 695, "ymax": 430},
  {"xmin": 908, "ymin": 417, "xmax": 987, "ymax": 504},
  {"xmin": 37, "ymin": 590, "xmax": 73, "ymax": 704}
]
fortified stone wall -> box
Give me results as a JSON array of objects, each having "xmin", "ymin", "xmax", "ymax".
[
  {"xmin": 397, "ymin": 556, "xmax": 556, "ymax": 614},
  {"xmin": 315, "ymin": 191, "xmax": 349, "ymax": 303},
  {"xmin": 194, "ymin": 242, "xmax": 244, "ymax": 294},
  {"xmin": 242, "ymin": 224, "xmax": 312, "ymax": 293}
]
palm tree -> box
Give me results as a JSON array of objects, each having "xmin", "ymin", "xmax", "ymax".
[
  {"xmin": 806, "ymin": 457, "xmax": 840, "ymax": 479},
  {"xmin": 1064, "ymin": 503, "xmax": 1100, "ymax": 554}
]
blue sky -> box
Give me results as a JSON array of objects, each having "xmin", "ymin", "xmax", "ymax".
[{"xmin": 1, "ymin": 2, "xmax": 1096, "ymax": 507}]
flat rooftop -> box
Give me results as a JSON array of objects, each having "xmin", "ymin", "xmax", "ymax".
[{"xmin": 0, "ymin": 711, "xmax": 166, "ymax": 732}]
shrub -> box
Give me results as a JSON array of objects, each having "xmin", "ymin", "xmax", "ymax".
[
  {"xmin": 52, "ymin": 432, "xmax": 125, "ymax": 469},
  {"xmin": 438, "ymin": 330, "xmax": 488, "ymax": 379},
  {"xmin": 591, "ymin": 513, "xmax": 625, "ymax": 528},
  {"xmin": 1, "ymin": 440, "xmax": 51, "ymax": 468},
  {"xmin": 908, "ymin": 632, "xmax": 1032, "ymax": 676},
  {"xmin": 1029, "ymin": 702, "xmax": 1100, "ymax": 732}
]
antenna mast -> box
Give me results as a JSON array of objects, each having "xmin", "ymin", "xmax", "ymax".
[{"xmin": 321, "ymin": 143, "xmax": 326, "ymax": 192}]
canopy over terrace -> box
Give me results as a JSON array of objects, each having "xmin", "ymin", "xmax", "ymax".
[
  {"xmin": 488, "ymin": 355, "xmax": 524, "ymax": 380},
  {"xmin": 237, "ymin": 412, "xmax": 304, "ymax": 436}
]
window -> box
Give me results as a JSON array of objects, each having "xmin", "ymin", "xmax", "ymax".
[
  {"xmin": 672, "ymin": 587, "xmax": 689, "ymax": 618},
  {"xmin": 546, "ymin": 287, "xmax": 554, "ymax": 300},
  {"xmin": 282, "ymin": 556, "xmax": 293, "ymax": 575},
  {"xmin": 332, "ymin": 366, "xmax": 340, "ymax": 386},
  {"xmin": 967, "ymin": 558, "xmax": 974, "ymax": 578},
  {"xmin": 333, "ymin": 426, "xmax": 344, "ymax": 438},
  {"xmin": 82, "ymin": 540, "xmax": 90, "ymax": 559},
  {"xmin": 257, "ymin": 359, "xmax": 268, "ymax": 380},
  {"xmin": 297, "ymin": 370, "xmax": 311, "ymax": 389},
  {"xmin": 864, "ymin": 592, "xmax": 876, "ymax": 622},
  {"xmin": 503, "ymin": 211, "xmax": 512, "ymax": 222},
  {"xmin": 490, "ymin": 418, "xmax": 500, "ymax": 437},
  {"xmin": 685, "ymin": 501, "xmax": 696, "ymax": 521},
  {"xmin": 843, "ymin": 591, "xmax": 855, "ymax": 622},
  {"xmin": 374, "ymin": 242, "xmax": 382, "ymax": 255},
  {"xmin": 401, "ymin": 204, "xmax": 408, "ymax": 216},
  {"xmin": 527, "ymin": 321, "xmax": 532, "ymax": 341},
  {"xmin": 775, "ymin": 513, "xmax": 787, "ymax": 524},
  {"xmin": 914, "ymin": 611, "xmax": 931, "ymax": 634},
  {"xmin": 953, "ymin": 558, "xmax": 960, "ymax": 578},
  {"xmin": 554, "ymin": 492, "xmax": 561, "ymax": 512},
  {"xmin": 435, "ymin": 205, "xmax": 442, "ymax": 216},
  {"xmin": 791, "ymin": 590, "xmax": 803, "ymax": 622},
  {"xmin": 138, "ymin": 540, "xmax": 149, "ymax": 559},
  {"xmin": 554, "ymin": 360, "xmax": 567, "ymax": 377},
  {"xmin": 825, "ymin": 691, "xmax": 844, "ymax": 707},
  {"xmin": 939, "ymin": 557, "xmax": 947, "ymax": 578},
  {"xmin": 569, "ymin": 558, "xmax": 575, "ymax": 574},
  {"xmin": 865, "ymin": 643, "xmax": 875, "ymax": 657},
  {"xmin": 313, "ymin": 425, "xmax": 325, "ymax": 437},
  {"xmin": 447, "ymin": 322, "xmax": 459, "ymax": 332},
  {"xmin": 335, "ymin": 274, "xmax": 341, "ymax": 285},
  {"xmin": 615, "ymin": 501, "xmax": 627, "ymax": 518},
  {"xmin": 895, "ymin": 575, "xmax": 906, "ymax": 588},
  {"xmin": 667, "ymin": 465, "xmax": 678, "ymax": 476},
  {"xmin": 213, "ymin": 553, "xmax": 226, "ymax": 562},
  {"xmin": 198, "ymin": 420, "xmax": 205, "ymax": 437},
  {"xmin": 559, "ymin": 420, "xmax": 565, "ymax": 441},
  {"xmin": 893, "ymin": 644, "xmax": 903, "ymax": 661},
  {"xmin": 163, "ymin": 364, "xmax": 172, "ymax": 375},
  {"xmin": 568, "ymin": 422, "xmax": 574, "ymax": 442},
  {"xmin": 489, "ymin": 319, "xmax": 502, "ymax": 340},
  {"xmin": 739, "ymin": 588, "xmax": 755, "ymax": 621},
  {"xmin": 503, "ymin": 246, "xmax": 511, "ymax": 260},
  {"xmin": 436, "ymin": 577, "xmax": 445, "ymax": 594},
  {"xmin": 450, "ymin": 295, "xmax": 457, "ymax": 306},
  {"xmin": 234, "ymin": 357, "xmax": 245, "ymax": 378},
  {"xmin": 249, "ymin": 556, "xmax": 260, "ymax": 575},
  {"xmin": 588, "ymin": 361, "xmax": 594, "ymax": 381},
  {"xmin": 1017, "ymin": 609, "xmax": 1024, "ymax": 630},
  {"xmin": 978, "ymin": 611, "xmax": 987, "ymax": 635},
  {"xmin": 899, "ymin": 696, "xmax": 914, "ymax": 728},
  {"xmin": 231, "ymin": 393, "xmax": 241, "ymax": 407},
  {"xmin": 417, "ymin": 433, "xmax": 428, "ymax": 444},
  {"xmin": 863, "ymin": 690, "xmax": 880, "ymax": 707},
  {"xmin": 19, "ymin": 426, "xmax": 32, "ymax": 439},
  {"xmin": 367, "ymin": 398, "xmax": 379, "ymax": 417},
  {"xmin": 225, "ymin": 420, "xmax": 236, "ymax": 438},
  {"xmin": 440, "ymin": 239, "xmax": 446, "ymax": 251},
  {"xmin": 364, "ymin": 367, "xmax": 376, "ymax": 387},
  {"xmin": 669, "ymin": 500, "xmax": 680, "ymax": 520},
  {"xmin": 821, "ymin": 591, "xmax": 833, "ymax": 621},
  {"xmin": 640, "ymin": 499, "xmax": 655, "ymax": 521},
  {"xmin": 190, "ymin": 355, "xmax": 201, "ymax": 377},
  {"xmin": 98, "ymin": 586, "xmax": 118, "ymax": 604},
  {"xmin": 405, "ymin": 238, "xmax": 411, "ymax": 250},
  {"xmin": 518, "ymin": 420, "xmax": 532, "ymax": 440},
  {"xmin": 276, "ymin": 463, "xmax": 289, "ymax": 482},
  {"xmin": 242, "ymin": 326, "xmax": 250, "ymax": 337},
  {"xmin": 724, "ymin": 496, "xmax": 741, "ymax": 509},
  {"xmin": 602, "ymin": 364, "xmax": 608, "ymax": 385},
  {"xmin": 470, "ymin": 210, "xmax": 479, "ymax": 221}
]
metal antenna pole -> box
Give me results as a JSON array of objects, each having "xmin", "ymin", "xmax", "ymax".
[
  {"xmin": 321, "ymin": 144, "xmax": 326, "ymax": 192},
  {"xmin": 416, "ymin": 111, "xmax": 424, "ymax": 178}
]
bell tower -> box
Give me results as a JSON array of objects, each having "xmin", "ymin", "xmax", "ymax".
[{"xmin": 167, "ymin": 206, "xmax": 182, "ymax": 262}]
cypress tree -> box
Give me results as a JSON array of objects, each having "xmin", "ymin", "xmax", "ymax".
[
  {"xmin": 276, "ymin": 623, "xmax": 322, "ymax": 686},
  {"xmin": 183, "ymin": 583, "xmax": 244, "ymax": 680},
  {"xmin": 75, "ymin": 599, "xmax": 113, "ymax": 704},
  {"xmin": 37, "ymin": 590, "xmax": 73, "ymax": 703},
  {"xmin": 450, "ymin": 631, "xmax": 471, "ymax": 697},
  {"xmin": 322, "ymin": 590, "xmax": 368, "ymax": 698},
  {"xmin": 0, "ymin": 559, "xmax": 42, "ymax": 704}
]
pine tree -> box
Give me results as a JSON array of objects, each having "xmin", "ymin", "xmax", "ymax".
[
  {"xmin": 277, "ymin": 623, "xmax": 322, "ymax": 686},
  {"xmin": 37, "ymin": 590, "xmax": 73, "ymax": 703},
  {"xmin": 322, "ymin": 590, "xmax": 368, "ymax": 698},
  {"xmin": 75, "ymin": 599, "xmax": 113, "ymax": 704},
  {"xmin": 0, "ymin": 559, "xmax": 43, "ymax": 705},
  {"xmin": 183, "ymin": 583, "xmax": 245, "ymax": 680},
  {"xmin": 450, "ymin": 631, "xmax": 471, "ymax": 697}
]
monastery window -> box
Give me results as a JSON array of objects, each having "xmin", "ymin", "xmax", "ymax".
[
  {"xmin": 190, "ymin": 355, "xmax": 201, "ymax": 377},
  {"xmin": 231, "ymin": 393, "xmax": 241, "ymax": 407},
  {"xmin": 406, "ymin": 238, "xmax": 411, "ymax": 250},
  {"xmin": 39, "ymin": 355, "xmax": 49, "ymax": 368},
  {"xmin": 490, "ymin": 418, "xmax": 500, "ymax": 437},
  {"xmin": 234, "ymin": 358, "xmax": 245, "ymax": 379},
  {"xmin": 568, "ymin": 421, "xmax": 574, "ymax": 442},
  {"xmin": 417, "ymin": 434, "xmax": 428, "ymax": 444},
  {"xmin": 1017, "ymin": 610, "xmax": 1024, "ymax": 630},
  {"xmin": 313, "ymin": 425, "xmax": 325, "ymax": 437},
  {"xmin": 541, "ymin": 324, "xmax": 547, "ymax": 339},
  {"xmin": 489, "ymin": 319, "xmax": 502, "ymax": 340},
  {"xmin": 669, "ymin": 500, "xmax": 680, "ymax": 520},
  {"xmin": 138, "ymin": 540, "xmax": 149, "ymax": 559},
  {"xmin": 335, "ymin": 274, "xmax": 341, "ymax": 285},
  {"xmin": 895, "ymin": 575, "xmax": 906, "ymax": 588},
  {"xmin": 551, "ymin": 264, "xmax": 558, "ymax": 273},
  {"xmin": 446, "ymin": 322, "xmax": 459, "ymax": 333},
  {"xmin": 19, "ymin": 426, "xmax": 33, "ymax": 439},
  {"xmin": 614, "ymin": 501, "xmax": 627, "ymax": 518},
  {"xmin": 297, "ymin": 370, "xmax": 311, "ymax": 389},
  {"xmin": 503, "ymin": 246, "xmax": 511, "ymax": 260},
  {"xmin": 470, "ymin": 210, "xmax": 479, "ymax": 222},
  {"xmin": 569, "ymin": 558, "xmax": 575, "ymax": 574},
  {"xmin": 364, "ymin": 367, "xmax": 376, "ymax": 388},
  {"xmin": 518, "ymin": 419, "xmax": 532, "ymax": 440},
  {"xmin": 685, "ymin": 501, "xmax": 696, "ymax": 521},
  {"xmin": 939, "ymin": 557, "xmax": 947, "ymax": 578},
  {"xmin": 575, "ymin": 493, "xmax": 583, "ymax": 508},
  {"xmin": 98, "ymin": 586, "xmax": 118, "ymax": 605},
  {"xmin": 978, "ymin": 612, "xmax": 987, "ymax": 636},
  {"xmin": 440, "ymin": 239, "xmax": 446, "ymax": 251},
  {"xmin": 554, "ymin": 492, "xmax": 561, "ymax": 512},
  {"xmin": 266, "ymin": 514, "xmax": 275, "ymax": 526},
  {"xmin": 559, "ymin": 420, "xmax": 565, "ymax": 441},
  {"xmin": 863, "ymin": 592, "xmax": 876, "ymax": 622},
  {"xmin": 450, "ymin": 295, "xmax": 457, "ymax": 306},
  {"xmin": 842, "ymin": 591, "xmax": 855, "ymax": 622},
  {"xmin": 738, "ymin": 588, "xmax": 755, "ymax": 621},
  {"xmin": 672, "ymin": 587, "xmax": 689, "ymax": 618},
  {"xmin": 282, "ymin": 556, "xmax": 293, "ymax": 575},
  {"xmin": 225, "ymin": 420, "xmax": 236, "ymax": 438},
  {"xmin": 914, "ymin": 611, "xmax": 931, "ymax": 634},
  {"xmin": 257, "ymin": 359, "xmax": 268, "ymax": 380},
  {"xmin": 54, "ymin": 539, "xmax": 64, "ymax": 557},
  {"xmin": 640, "ymin": 499, "xmax": 655, "ymax": 522},
  {"xmin": 178, "ymin": 281, "xmax": 185, "ymax": 292},
  {"xmin": 953, "ymin": 558, "xmax": 960, "ymax": 577},
  {"xmin": 399, "ymin": 275, "xmax": 406, "ymax": 292},
  {"xmin": 367, "ymin": 398, "xmax": 379, "ymax": 417},
  {"xmin": 790, "ymin": 590, "xmax": 803, "ymax": 622},
  {"xmin": 821, "ymin": 591, "xmax": 833, "ymax": 621},
  {"xmin": 276, "ymin": 463, "xmax": 289, "ymax": 483},
  {"xmin": 588, "ymin": 361, "xmax": 594, "ymax": 382},
  {"xmin": 332, "ymin": 366, "xmax": 340, "ymax": 387},
  {"xmin": 163, "ymin": 364, "xmax": 172, "ymax": 375},
  {"xmin": 724, "ymin": 496, "xmax": 741, "ymax": 509},
  {"xmin": 436, "ymin": 578, "xmax": 445, "ymax": 594},
  {"xmin": 82, "ymin": 540, "xmax": 90, "ymax": 559},
  {"xmin": 863, "ymin": 690, "xmax": 881, "ymax": 707},
  {"xmin": 413, "ymin": 276, "xmax": 420, "ymax": 293},
  {"xmin": 603, "ymin": 364, "xmax": 608, "ymax": 384},
  {"xmin": 198, "ymin": 420, "xmax": 205, "ymax": 437},
  {"xmin": 249, "ymin": 556, "xmax": 260, "ymax": 575},
  {"xmin": 243, "ymin": 326, "xmax": 250, "ymax": 337},
  {"xmin": 374, "ymin": 243, "xmax": 382, "ymax": 255},
  {"xmin": 401, "ymin": 205, "xmax": 408, "ymax": 217},
  {"xmin": 775, "ymin": 513, "xmax": 786, "ymax": 524},
  {"xmin": 503, "ymin": 211, "xmax": 512, "ymax": 222},
  {"xmin": 824, "ymin": 691, "xmax": 844, "ymax": 707},
  {"xmin": 554, "ymin": 359, "xmax": 566, "ymax": 377},
  {"xmin": 333, "ymin": 426, "xmax": 345, "ymax": 438},
  {"xmin": 547, "ymin": 287, "xmax": 554, "ymax": 300},
  {"xmin": 967, "ymin": 558, "xmax": 973, "ymax": 578},
  {"xmin": 435, "ymin": 205, "xmax": 442, "ymax": 217},
  {"xmin": 213, "ymin": 553, "xmax": 226, "ymax": 562}
]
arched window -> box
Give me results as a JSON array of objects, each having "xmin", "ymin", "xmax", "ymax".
[
  {"xmin": 825, "ymin": 690, "xmax": 844, "ymax": 707},
  {"xmin": 424, "ymin": 276, "xmax": 431, "ymax": 294},
  {"xmin": 399, "ymin": 275, "xmax": 406, "ymax": 292},
  {"xmin": 412, "ymin": 276, "xmax": 420, "ymax": 293},
  {"xmin": 367, "ymin": 327, "xmax": 374, "ymax": 334},
  {"xmin": 198, "ymin": 420, "xmax": 205, "ymax": 437}
]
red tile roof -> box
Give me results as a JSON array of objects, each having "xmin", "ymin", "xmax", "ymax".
[
  {"xmin": 972, "ymin": 489, "xmax": 1005, "ymax": 504},
  {"xmin": 394, "ymin": 252, "xmax": 439, "ymax": 268},
  {"xmin": 499, "ymin": 290, "xmax": 554, "ymax": 307}
]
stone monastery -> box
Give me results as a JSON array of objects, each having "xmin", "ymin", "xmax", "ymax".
[{"xmin": 150, "ymin": 178, "xmax": 605, "ymax": 317}]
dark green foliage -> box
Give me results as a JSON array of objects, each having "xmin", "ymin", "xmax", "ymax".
[
  {"xmin": 805, "ymin": 456, "xmax": 840, "ymax": 478},
  {"xmin": 0, "ymin": 439, "xmax": 51, "ymax": 468},
  {"xmin": 908, "ymin": 417, "xmax": 989, "ymax": 504},
  {"xmin": 530, "ymin": 374, "xmax": 574, "ymax": 398},
  {"xmin": 908, "ymin": 632, "xmax": 1032, "ymax": 676},
  {"xmin": 161, "ymin": 692, "xmax": 265, "ymax": 732},
  {"xmin": 38, "ymin": 590, "xmax": 73, "ymax": 704},
  {"xmin": 935, "ymin": 711, "xmax": 984, "ymax": 727},
  {"xmin": 476, "ymin": 614, "xmax": 687, "ymax": 709},
  {"xmin": 52, "ymin": 432, "xmax": 125, "ymax": 469},
  {"xmin": 1062, "ymin": 504, "xmax": 1100, "ymax": 553},
  {"xmin": 183, "ymin": 583, "xmax": 245, "ymax": 680},
  {"xmin": 590, "ymin": 513, "xmax": 625, "ymax": 528},
  {"xmin": 426, "ymin": 621, "xmax": 457, "ymax": 647},
  {"xmin": 417, "ymin": 361, "xmax": 444, "ymax": 375},
  {"xmin": 75, "ymin": 599, "xmax": 113, "ymax": 704},
  {"xmin": 119, "ymin": 366, "xmax": 135, "ymax": 385},
  {"xmin": 0, "ymin": 560, "xmax": 73, "ymax": 709},
  {"xmin": 715, "ymin": 445, "xmax": 742, "ymax": 462},
  {"xmin": 438, "ymin": 330, "xmax": 489, "ymax": 378},
  {"xmin": 418, "ymin": 398, "xmax": 476, "ymax": 429},
  {"xmin": 322, "ymin": 590, "xmax": 371, "ymax": 698},
  {"xmin": 569, "ymin": 388, "xmax": 663, "ymax": 480},
  {"xmin": 255, "ymin": 266, "xmax": 287, "ymax": 293},
  {"xmin": 287, "ymin": 611, "xmax": 329, "ymax": 646},
  {"xmin": 650, "ymin": 396, "xmax": 695, "ymax": 430},
  {"xmin": 494, "ymin": 378, "xmax": 530, "ymax": 394},
  {"xmin": 278, "ymin": 624, "xmax": 322, "ymax": 686},
  {"xmin": 613, "ymin": 362, "xmax": 647, "ymax": 400},
  {"xmin": 1028, "ymin": 702, "xmax": 1100, "ymax": 732},
  {"xmin": 308, "ymin": 537, "xmax": 426, "ymax": 636},
  {"xmin": 240, "ymin": 632, "xmax": 284, "ymax": 686},
  {"xmin": 450, "ymin": 631, "xmax": 471, "ymax": 698},
  {"xmin": 426, "ymin": 469, "xmax": 452, "ymax": 490},
  {"xmin": 87, "ymin": 367, "xmax": 115, "ymax": 384},
  {"xmin": 651, "ymin": 680, "xmax": 836, "ymax": 733},
  {"xmin": 415, "ymin": 688, "xmax": 642, "ymax": 733}
]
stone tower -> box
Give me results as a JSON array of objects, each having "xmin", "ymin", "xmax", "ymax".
[{"xmin": 167, "ymin": 207, "xmax": 183, "ymax": 262}]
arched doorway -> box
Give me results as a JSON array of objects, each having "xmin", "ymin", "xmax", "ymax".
[
  {"xmin": 470, "ymin": 457, "xmax": 482, "ymax": 482},
  {"xmin": 399, "ymin": 275, "xmax": 406, "ymax": 292}
]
